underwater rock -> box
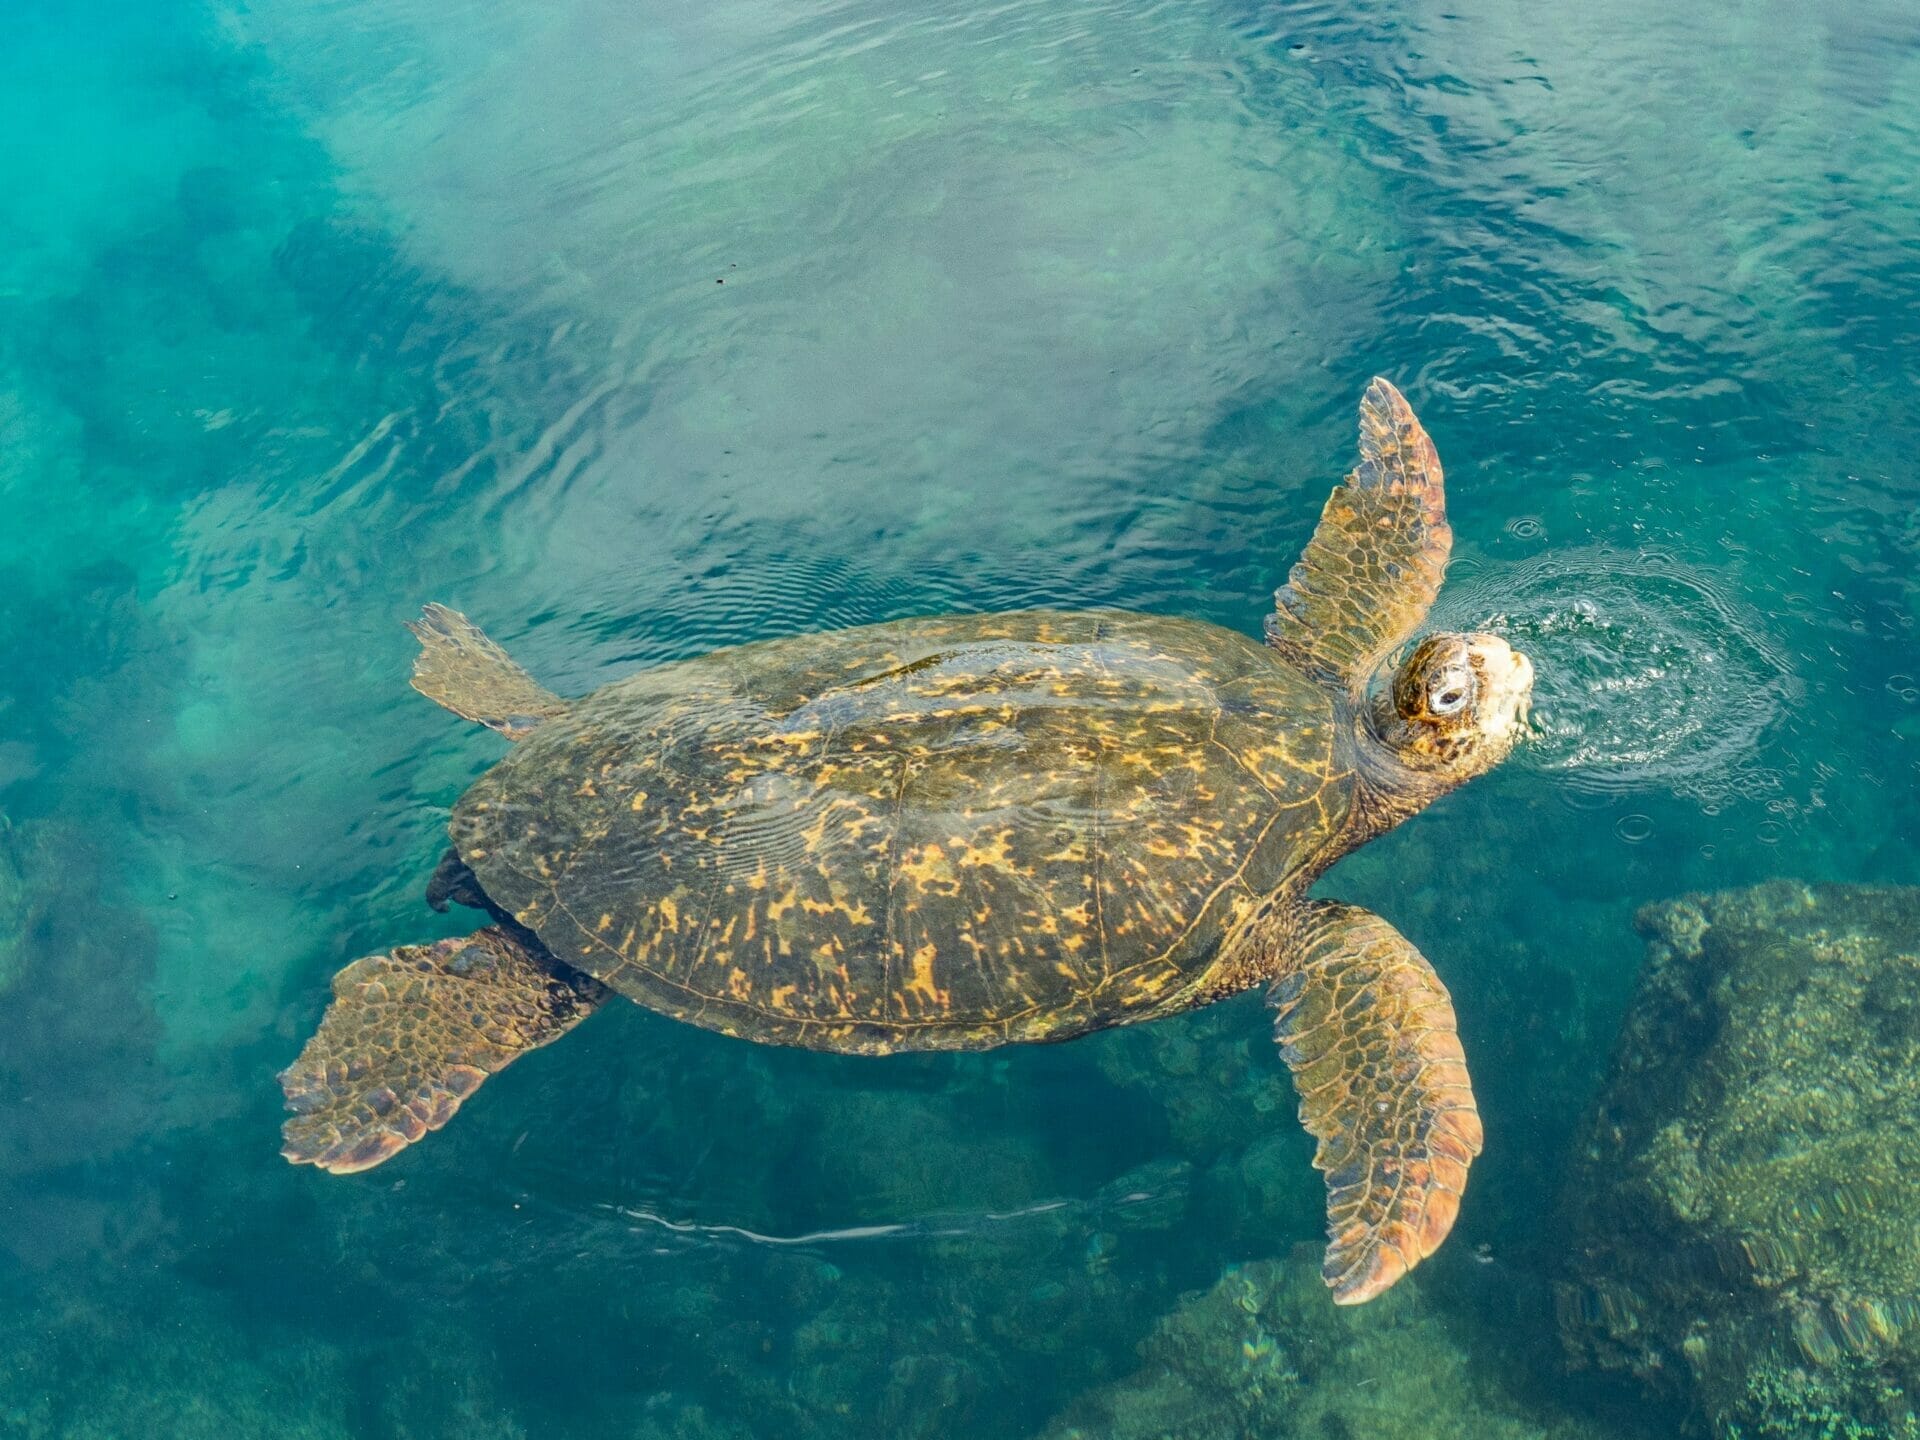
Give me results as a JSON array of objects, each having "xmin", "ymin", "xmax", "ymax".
[
  {"xmin": 1559, "ymin": 881, "xmax": 1920, "ymax": 1438},
  {"xmin": 1094, "ymin": 997, "xmax": 1297, "ymax": 1162},
  {"xmin": 794, "ymin": 1085, "xmax": 1055, "ymax": 1219},
  {"xmin": 1034, "ymin": 1248, "xmax": 1623, "ymax": 1440},
  {"xmin": 1091, "ymin": 997, "xmax": 1331, "ymax": 1260}
]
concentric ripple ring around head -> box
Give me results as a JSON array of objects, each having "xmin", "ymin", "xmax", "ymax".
[{"xmin": 1432, "ymin": 547, "xmax": 1797, "ymax": 805}]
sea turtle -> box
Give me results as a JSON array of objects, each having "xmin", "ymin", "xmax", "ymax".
[{"xmin": 281, "ymin": 378, "xmax": 1534, "ymax": 1305}]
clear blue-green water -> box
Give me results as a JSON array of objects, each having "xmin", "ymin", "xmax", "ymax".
[{"xmin": 2, "ymin": 1, "xmax": 1917, "ymax": 1436}]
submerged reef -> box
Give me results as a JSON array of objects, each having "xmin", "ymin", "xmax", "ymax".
[
  {"xmin": 1558, "ymin": 882, "xmax": 1920, "ymax": 1438},
  {"xmin": 1034, "ymin": 1248, "xmax": 1624, "ymax": 1440}
]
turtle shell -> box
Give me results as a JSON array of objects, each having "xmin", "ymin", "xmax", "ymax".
[{"xmin": 450, "ymin": 610, "xmax": 1350, "ymax": 1053}]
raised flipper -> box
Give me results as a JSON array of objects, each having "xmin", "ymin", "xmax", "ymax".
[
  {"xmin": 1269, "ymin": 901, "xmax": 1483, "ymax": 1304},
  {"xmin": 407, "ymin": 603, "xmax": 568, "ymax": 739},
  {"xmin": 280, "ymin": 927, "xmax": 607, "ymax": 1174},
  {"xmin": 1266, "ymin": 378, "xmax": 1452, "ymax": 693}
]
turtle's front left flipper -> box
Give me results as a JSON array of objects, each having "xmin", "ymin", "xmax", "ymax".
[
  {"xmin": 280, "ymin": 928, "xmax": 607, "ymax": 1175},
  {"xmin": 1266, "ymin": 378, "xmax": 1451, "ymax": 692},
  {"xmin": 1270, "ymin": 901, "xmax": 1483, "ymax": 1304},
  {"xmin": 407, "ymin": 603, "xmax": 568, "ymax": 739}
]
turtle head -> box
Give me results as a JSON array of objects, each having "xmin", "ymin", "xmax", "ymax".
[{"xmin": 1373, "ymin": 632, "xmax": 1534, "ymax": 780}]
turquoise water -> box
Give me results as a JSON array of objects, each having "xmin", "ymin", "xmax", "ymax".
[{"xmin": 1, "ymin": 0, "xmax": 1916, "ymax": 1435}]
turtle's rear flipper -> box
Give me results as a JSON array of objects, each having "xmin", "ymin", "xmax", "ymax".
[
  {"xmin": 1270, "ymin": 902, "xmax": 1483, "ymax": 1304},
  {"xmin": 280, "ymin": 928, "xmax": 607, "ymax": 1175},
  {"xmin": 407, "ymin": 603, "xmax": 568, "ymax": 740}
]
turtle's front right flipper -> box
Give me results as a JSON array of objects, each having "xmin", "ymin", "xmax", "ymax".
[
  {"xmin": 407, "ymin": 603, "xmax": 567, "ymax": 739},
  {"xmin": 280, "ymin": 928, "xmax": 607, "ymax": 1175},
  {"xmin": 1269, "ymin": 901, "xmax": 1483, "ymax": 1304}
]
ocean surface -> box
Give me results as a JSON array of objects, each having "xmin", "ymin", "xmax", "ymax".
[{"xmin": 1, "ymin": 1, "xmax": 1916, "ymax": 1436}]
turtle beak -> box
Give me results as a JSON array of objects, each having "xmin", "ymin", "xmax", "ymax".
[
  {"xmin": 1467, "ymin": 635, "xmax": 1534, "ymax": 746},
  {"xmin": 1512, "ymin": 651, "xmax": 1536, "ymax": 736}
]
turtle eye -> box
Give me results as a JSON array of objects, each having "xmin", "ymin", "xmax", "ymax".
[{"xmin": 1429, "ymin": 673, "xmax": 1471, "ymax": 715}]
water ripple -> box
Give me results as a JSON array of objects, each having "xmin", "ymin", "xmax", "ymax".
[{"xmin": 1439, "ymin": 546, "xmax": 1798, "ymax": 805}]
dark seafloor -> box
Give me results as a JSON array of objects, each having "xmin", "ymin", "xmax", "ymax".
[{"xmin": 1, "ymin": 1, "xmax": 1917, "ymax": 1437}]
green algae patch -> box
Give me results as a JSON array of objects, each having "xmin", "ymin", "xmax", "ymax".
[
  {"xmin": 1035, "ymin": 1250, "xmax": 1628, "ymax": 1440},
  {"xmin": 1559, "ymin": 882, "xmax": 1920, "ymax": 1438}
]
